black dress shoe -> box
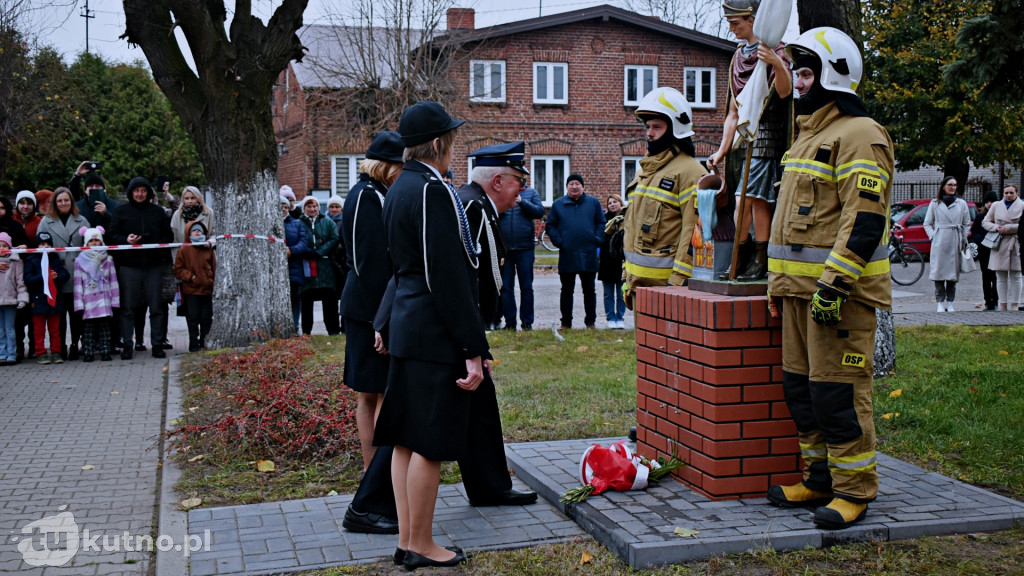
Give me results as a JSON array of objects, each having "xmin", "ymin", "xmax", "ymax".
[
  {"xmin": 342, "ymin": 507, "xmax": 399, "ymax": 534},
  {"xmin": 135, "ymin": 343, "xmax": 147, "ymax": 351},
  {"xmin": 152, "ymin": 349, "xmax": 167, "ymax": 359},
  {"xmin": 402, "ymin": 549, "xmax": 467, "ymax": 570},
  {"xmin": 469, "ymin": 488, "xmax": 538, "ymax": 507},
  {"xmin": 522, "ymin": 324, "xmax": 533, "ymax": 331},
  {"xmin": 121, "ymin": 349, "xmax": 133, "ymax": 360},
  {"xmin": 82, "ymin": 355, "xmax": 94, "ymax": 363},
  {"xmin": 68, "ymin": 348, "xmax": 79, "ymax": 361},
  {"xmin": 162, "ymin": 339, "xmax": 173, "ymax": 349}
]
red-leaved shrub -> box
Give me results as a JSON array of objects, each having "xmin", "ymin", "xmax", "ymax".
[{"xmin": 167, "ymin": 337, "xmax": 358, "ymax": 461}]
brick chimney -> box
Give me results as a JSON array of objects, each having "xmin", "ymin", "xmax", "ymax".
[{"xmin": 447, "ymin": 8, "xmax": 475, "ymax": 31}]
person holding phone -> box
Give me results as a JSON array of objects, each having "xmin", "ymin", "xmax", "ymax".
[{"xmin": 69, "ymin": 162, "xmax": 119, "ymax": 229}]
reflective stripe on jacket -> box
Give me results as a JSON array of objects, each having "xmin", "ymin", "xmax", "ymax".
[
  {"xmin": 768, "ymin": 103, "xmax": 894, "ymax": 310},
  {"xmin": 623, "ymin": 145, "xmax": 707, "ymax": 290}
]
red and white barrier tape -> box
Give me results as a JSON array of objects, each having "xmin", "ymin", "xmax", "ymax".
[{"xmin": 5, "ymin": 234, "xmax": 285, "ymax": 255}]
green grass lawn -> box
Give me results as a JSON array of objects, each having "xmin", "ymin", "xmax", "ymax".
[{"xmin": 172, "ymin": 324, "xmax": 1024, "ymax": 574}]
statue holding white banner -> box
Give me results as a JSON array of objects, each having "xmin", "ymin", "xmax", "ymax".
[{"xmin": 707, "ymin": 0, "xmax": 793, "ymax": 282}]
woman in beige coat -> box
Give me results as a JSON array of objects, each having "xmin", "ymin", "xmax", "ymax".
[{"xmin": 981, "ymin": 185, "xmax": 1023, "ymax": 310}]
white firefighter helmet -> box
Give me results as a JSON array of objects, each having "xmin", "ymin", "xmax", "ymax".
[
  {"xmin": 786, "ymin": 27, "xmax": 862, "ymax": 95},
  {"xmin": 634, "ymin": 87, "xmax": 695, "ymax": 140}
]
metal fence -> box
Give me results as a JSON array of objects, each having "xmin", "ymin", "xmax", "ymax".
[{"xmin": 890, "ymin": 181, "xmax": 991, "ymax": 204}]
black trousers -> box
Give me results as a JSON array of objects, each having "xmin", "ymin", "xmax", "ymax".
[
  {"xmin": 979, "ymin": 245, "xmax": 998, "ymax": 308},
  {"xmin": 118, "ymin": 266, "xmax": 167, "ymax": 347},
  {"xmin": 351, "ymin": 373, "xmax": 512, "ymax": 517},
  {"xmin": 559, "ymin": 271, "xmax": 597, "ymax": 328},
  {"xmin": 184, "ymin": 294, "xmax": 213, "ymax": 350},
  {"xmin": 300, "ymin": 288, "xmax": 340, "ymax": 335}
]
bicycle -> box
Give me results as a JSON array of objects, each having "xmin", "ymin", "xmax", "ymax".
[
  {"xmin": 536, "ymin": 218, "xmax": 558, "ymax": 251},
  {"xmin": 889, "ymin": 227, "xmax": 924, "ymax": 286}
]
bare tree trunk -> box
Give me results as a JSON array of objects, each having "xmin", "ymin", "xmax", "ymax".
[{"xmin": 122, "ymin": 0, "xmax": 308, "ymax": 347}]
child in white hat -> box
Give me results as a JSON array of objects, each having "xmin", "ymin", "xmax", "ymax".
[{"xmin": 73, "ymin": 227, "xmax": 119, "ymax": 362}]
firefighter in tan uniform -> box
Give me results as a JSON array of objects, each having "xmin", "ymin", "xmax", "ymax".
[
  {"xmin": 622, "ymin": 87, "xmax": 708, "ymax": 309},
  {"xmin": 765, "ymin": 28, "xmax": 893, "ymax": 530}
]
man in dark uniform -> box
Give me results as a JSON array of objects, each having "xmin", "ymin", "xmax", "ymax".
[
  {"xmin": 457, "ymin": 142, "xmax": 529, "ymax": 329},
  {"xmin": 342, "ymin": 139, "xmax": 536, "ymax": 537}
]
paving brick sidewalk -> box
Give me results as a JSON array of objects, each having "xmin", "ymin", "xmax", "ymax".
[{"xmin": 0, "ymin": 352, "xmax": 171, "ymax": 575}]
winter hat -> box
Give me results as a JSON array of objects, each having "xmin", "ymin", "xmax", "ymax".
[
  {"xmin": 84, "ymin": 173, "xmax": 106, "ymax": 188},
  {"xmin": 300, "ymin": 196, "xmax": 320, "ymax": 211},
  {"xmin": 0, "ymin": 232, "xmax": 11, "ymax": 247},
  {"xmin": 280, "ymin": 195, "xmax": 291, "ymax": 206},
  {"xmin": 79, "ymin": 226, "xmax": 105, "ymax": 245},
  {"xmin": 279, "ymin": 185, "xmax": 296, "ymax": 201},
  {"xmin": 566, "ymin": 173, "xmax": 585, "ymax": 188},
  {"xmin": 984, "ymin": 191, "xmax": 999, "ymax": 203},
  {"xmin": 35, "ymin": 231, "xmax": 54, "ymax": 247},
  {"xmin": 16, "ymin": 190, "xmax": 36, "ymax": 207},
  {"xmin": 189, "ymin": 222, "xmax": 206, "ymax": 235},
  {"xmin": 327, "ymin": 195, "xmax": 343, "ymax": 208}
]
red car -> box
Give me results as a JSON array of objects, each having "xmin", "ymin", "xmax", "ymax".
[{"xmin": 890, "ymin": 199, "xmax": 977, "ymax": 256}]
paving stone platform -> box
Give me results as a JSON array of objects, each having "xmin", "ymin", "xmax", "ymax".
[
  {"xmin": 506, "ymin": 437, "xmax": 1024, "ymax": 568},
  {"xmin": 186, "ymin": 479, "xmax": 583, "ymax": 576}
]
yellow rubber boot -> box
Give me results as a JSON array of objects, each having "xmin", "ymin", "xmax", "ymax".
[
  {"xmin": 813, "ymin": 498, "xmax": 868, "ymax": 529},
  {"xmin": 767, "ymin": 483, "xmax": 833, "ymax": 508}
]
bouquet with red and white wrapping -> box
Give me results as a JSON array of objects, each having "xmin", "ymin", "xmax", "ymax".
[{"xmin": 560, "ymin": 441, "xmax": 685, "ymax": 504}]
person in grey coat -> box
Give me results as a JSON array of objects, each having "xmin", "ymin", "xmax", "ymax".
[
  {"xmin": 924, "ymin": 176, "xmax": 971, "ymax": 312},
  {"xmin": 545, "ymin": 173, "xmax": 605, "ymax": 328}
]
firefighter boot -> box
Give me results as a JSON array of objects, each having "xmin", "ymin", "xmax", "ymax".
[
  {"xmin": 736, "ymin": 241, "xmax": 768, "ymax": 282},
  {"xmin": 718, "ymin": 240, "xmax": 752, "ymax": 281},
  {"xmin": 813, "ymin": 498, "xmax": 868, "ymax": 530},
  {"xmin": 767, "ymin": 483, "xmax": 833, "ymax": 509}
]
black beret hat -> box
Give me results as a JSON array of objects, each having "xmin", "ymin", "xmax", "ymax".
[
  {"xmin": 366, "ymin": 131, "xmax": 405, "ymax": 163},
  {"xmin": 398, "ymin": 101, "xmax": 465, "ymax": 147}
]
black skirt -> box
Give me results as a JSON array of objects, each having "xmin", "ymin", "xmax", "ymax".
[
  {"xmin": 343, "ymin": 318, "xmax": 389, "ymax": 393},
  {"xmin": 373, "ymin": 356, "xmax": 471, "ymax": 462}
]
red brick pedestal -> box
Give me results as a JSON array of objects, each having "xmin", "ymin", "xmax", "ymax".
[{"xmin": 633, "ymin": 286, "xmax": 802, "ymax": 500}]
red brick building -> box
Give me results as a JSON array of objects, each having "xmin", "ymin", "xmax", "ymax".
[{"xmin": 274, "ymin": 5, "xmax": 736, "ymax": 206}]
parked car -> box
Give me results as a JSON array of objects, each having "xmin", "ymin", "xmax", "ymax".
[{"xmin": 890, "ymin": 199, "xmax": 977, "ymax": 256}]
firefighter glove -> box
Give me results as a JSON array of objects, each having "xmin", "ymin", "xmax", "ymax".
[
  {"xmin": 811, "ymin": 289, "xmax": 842, "ymax": 326},
  {"xmin": 766, "ymin": 291, "xmax": 781, "ymax": 319},
  {"xmin": 623, "ymin": 283, "xmax": 634, "ymax": 311}
]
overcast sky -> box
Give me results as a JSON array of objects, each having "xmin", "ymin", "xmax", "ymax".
[{"xmin": 34, "ymin": 0, "xmax": 649, "ymax": 65}]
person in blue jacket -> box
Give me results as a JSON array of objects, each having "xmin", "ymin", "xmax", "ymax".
[
  {"xmin": 498, "ymin": 186, "xmax": 544, "ymax": 331},
  {"xmin": 282, "ymin": 196, "xmax": 311, "ymax": 332},
  {"xmin": 545, "ymin": 173, "xmax": 605, "ymax": 329}
]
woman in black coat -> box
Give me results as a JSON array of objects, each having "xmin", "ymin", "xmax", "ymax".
[
  {"xmin": 374, "ymin": 102, "xmax": 475, "ymax": 570},
  {"xmin": 598, "ymin": 194, "xmax": 626, "ymax": 328},
  {"xmin": 339, "ymin": 130, "xmax": 404, "ymax": 471}
]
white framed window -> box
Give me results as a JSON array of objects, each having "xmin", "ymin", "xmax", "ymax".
[
  {"xmin": 622, "ymin": 157, "xmax": 643, "ymax": 201},
  {"xmin": 684, "ymin": 67, "xmax": 716, "ymax": 108},
  {"xmin": 531, "ymin": 156, "xmax": 570, "ymax": 206},
  {"xmin": 533, "ymin": 62, "xmax": 568, "ymax": 105},
  {"xmin": 470, "ymin": 60, "xmax": 506, "ymax": 102},
  {"xmin": 331, "ymin": 155, "xmax": 363, "ymax": 198},
  {"xmin": 624, "ymin": 66, "xmax": 657, "ymax": 106}
]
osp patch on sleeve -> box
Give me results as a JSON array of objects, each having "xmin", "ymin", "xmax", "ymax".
[
  {"xmin": 659, "ymin": 178, "xmax": 676, "ymax": 191},
  {"xmin": 857, "ymin": 174, "xmax": 883, "ymax": 194},
  {"xmin": 841, "ymin": 352, "xmax": 867, "ymax": 368}
]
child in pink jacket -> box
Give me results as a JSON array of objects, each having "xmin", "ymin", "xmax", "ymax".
[{"xmin": 73, "ymin": 227, "xmax": 119, "ymax": 362}]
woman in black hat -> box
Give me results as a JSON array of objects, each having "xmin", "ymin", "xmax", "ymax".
[
  {"xmin": 339, "ymin": 131, "xmax": 405, "ymax": 471},
  {"xmin": 373, "ymin": 102, "xmax": 475, "ymax": 569}
]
